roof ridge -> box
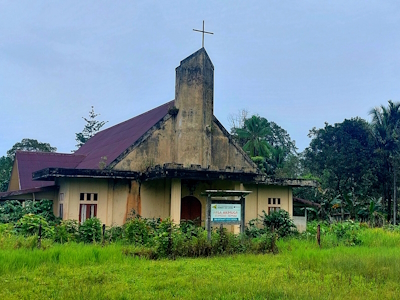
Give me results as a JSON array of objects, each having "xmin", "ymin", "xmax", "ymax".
[
  {"xmin": 94, "ymin": 100, "xmax": 175, "ymax": 135},
  {"xmin": 16, "ymin": 151, "xmax": 85, "ymax": 157}
]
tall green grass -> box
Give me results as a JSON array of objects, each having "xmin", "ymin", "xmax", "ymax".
[{"xmin": 1, "ymin": 228, "xmax": 400, "ymax": 299}]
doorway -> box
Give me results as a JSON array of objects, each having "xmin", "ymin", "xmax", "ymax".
[{"xmin": 181, "ymin": 196, "xmax": 201, "ymax": 223}]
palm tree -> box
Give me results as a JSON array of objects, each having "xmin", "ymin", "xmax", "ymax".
[
  {"xmin": 370, "ymin": 100, "xmax": 400, "ymax": 224},
  {"xmin": 234, "ymin": 115, "xmax": 271, "ymax": 158}
]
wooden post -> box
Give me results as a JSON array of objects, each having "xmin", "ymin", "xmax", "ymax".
[
  {"xmin": 38, "ymin": 223, "xmax": 42, "ymax": 249},
  {"xmin": 317, "ymin": 223, "xmax": 321, "ymax": 248},
  {"xmin": 102, "ymin": 224, "xmax": 106, "ymax": 246},
  {"xmin": 206, "ymin": 195, "xmax": 211, "ymax": 241},
  {"xmin": 240, "ymin": 197, "xmax": 245, "ymax": 234}
]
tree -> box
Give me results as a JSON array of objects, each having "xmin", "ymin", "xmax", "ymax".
[
  {"xmin": 7, "ymin": 138, "xmax": 57, "ymax": 160},
  {"xmin": 369, "ymin": 100, "xmax": 400, "ymax": 223},
  {"xmin": 0, "ymin": 156, "xmax": 12, "ymax": 192},
  {"xmin": 75, "ymin": 106, "xmax": 108, "ymax": 149},
  {"xmin": 303, "ymin": 118, "xmax": 377, "ymax": 219},
  {"xmin": 0, "ymin": 139, "xmax": 57, "ymax": 192},
  {"xmin": 233, "ymin": 115, "xmax": 271, "ymax": 157},
  {"xmin": 231, "ymin": 115, "xmax": 297, "ymax": 176}
]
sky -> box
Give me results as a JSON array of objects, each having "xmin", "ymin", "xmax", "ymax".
[{"xmin": 1, "ymin": 1, "xmax": 400, "ymax": 156}]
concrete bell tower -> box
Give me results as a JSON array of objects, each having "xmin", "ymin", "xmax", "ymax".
[{"xmin": 174, "ymin": 48, "xmax": 214, "ymax": 167}]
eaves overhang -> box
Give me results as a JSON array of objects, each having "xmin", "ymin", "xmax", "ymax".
[
  {"xmin": 256, "ymin": 176, "xmax": 318, "ymax": 187},
  {"xmin": 33, "ymin": 168, "xmax": 141, "ymax": 181},
  {"xmin": 0, "ymin": 186, "xmax": 57, "ymax": 200},
  {"xmin": 141, "ymin": 164, "xmax": 260, "ymax": 183},
  {"xmin": 32, "ymin": 165, "xmax": 318, "ymax": 188}
]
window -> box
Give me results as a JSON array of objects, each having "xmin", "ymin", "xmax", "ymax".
[
  {"xmin": 268, "ymin": 197, "xmax": 281, "ymax": 205},
  {"xmin": 78, "ymin": 193, "xmax": 99, "ymax": 223},
  {"xmin": 268, "ymin": 197, "xmax": 280, "ymax": 214},
  {"xmin": 80, "ymin": 193, "xmax": 97, "ymax": 201},
  {"xmin": 59, "ymin": 204, "xmax": 63, "ymax": 218},
  {"xmin": 59, "ymin": 193, "xmax": 64, "ymax": 201},
  {"xmin": 79, "ymin": 204, "xmax": 97, "ymax": 223}
]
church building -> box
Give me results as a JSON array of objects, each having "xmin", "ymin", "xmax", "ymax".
[{"xmin": 0, "ymin": 48, "xmax": 315, "ymax": 229}]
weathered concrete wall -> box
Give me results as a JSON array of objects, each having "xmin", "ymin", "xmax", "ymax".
[
  {"xmin": 113, "ymin": 118, "xmax": 174, "ymax": 171},
  {"xmin": 293, "ymin": 216, "xmax": 307, "ymax": 232},
  {"xmin": 211, "ymin": 121, "xmax": 256, "ymax": 171},
  {"xmin": 110, "ymin": 180, "xmax": 130, "ymax": 225},
  {"xmin": 57, "ymin": 178, "xmax": 141, "ymax": 226},
  {"xmin": 58, "ymin": 178, "xmax": 109, "ymax": 223},
  {"xmin": 174, "ymin": 48, "xmax": 214, "ymax": 168},
  {"xmin": 243, "ymin": 184, "xmax": 293, "ymax": 223},
  {"xmin": 141, "ymin": 179, "xmax": 171, "ymax": 220}
]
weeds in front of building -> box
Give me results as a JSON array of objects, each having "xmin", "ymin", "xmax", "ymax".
[{"xmin": 1, "ymin": 199, "xmax": 398, "ymax": 259}]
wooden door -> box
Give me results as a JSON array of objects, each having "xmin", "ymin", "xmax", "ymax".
[{"xmin": 181, "ymin": 196, "xmax": 201, "ymax": 223}]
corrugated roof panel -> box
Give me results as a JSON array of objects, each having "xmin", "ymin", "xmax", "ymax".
[
  {"xmin": 16, "ymin": 152, "xmax": 85, "ymax": 190},
  {"xmin": 75, "ymin": 100, "xmax": 173, "ymax": 169}
]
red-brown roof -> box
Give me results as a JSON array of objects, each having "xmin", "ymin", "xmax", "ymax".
[
  {"xmin": 0, "ymin": 186, "xmax": 57, "ymax": 200},
  {"xmin": 8, "ymin": 101, "xmax": 174, "ymax": 193},
  {"xmin": 16, "ymin": 151, "xmax": 85, "ymax": 190},
  {"xmin": 75, "ymin": 100, "xmax": 173, "ymax": 169}
]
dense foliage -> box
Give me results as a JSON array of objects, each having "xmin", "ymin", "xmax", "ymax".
[
  {"xmin": 231, "ymin": 114, "xmax": 297, "ymax": 177},
  {"xmin": 230, "ymin": 100, "xmax": 400, "ymax": 225},
  {"xmin": 0, "ymin": 201, "xmax": 300, "ymax": 259}
]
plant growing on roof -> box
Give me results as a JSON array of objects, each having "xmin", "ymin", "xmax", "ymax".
[{"xmin": 75, "ymin": 106, "xmax": 108, "ymax": 149}]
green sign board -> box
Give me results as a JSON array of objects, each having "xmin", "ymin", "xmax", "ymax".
[{"xmin": 211, "ymin": 203, "xmax": 241, "ymax": 223}]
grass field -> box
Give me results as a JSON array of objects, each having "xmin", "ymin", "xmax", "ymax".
[{"xmin": 1, "ymin": 229, "xmax": 400, "ymax": 299}]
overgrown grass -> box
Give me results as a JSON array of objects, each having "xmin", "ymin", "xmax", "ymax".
[{"xmin": 1, "ymin": 229, "xmax": 400, "ymax": 299}]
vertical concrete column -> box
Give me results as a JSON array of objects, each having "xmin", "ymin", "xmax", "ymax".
[
  {"xmin": 170, "ymin": 178, "xmax": 182, "ymax": 224},
  {"xmin": 106, "ymin": 180, "xmax": 114, "ymax": 226},
  {"xmin": 232, "ymin": 182, "xmax": 243, "ymax": 234},
  {"xmin": 288, "ymin": 187, "xmax": 293, "ymax": 218}
]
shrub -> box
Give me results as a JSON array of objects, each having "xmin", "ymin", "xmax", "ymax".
[
  {"xmin": 105, "ymin": 225, "xmax": 124, "ymax": 243},
  {"xmin": 54, "ymin": 220, "xmax": 79, "ymax": 243},
  {"xmin": 330, "ymin": 221, "xmax": 362, "ymax": 246},
  {"xmin": 124, "ymin": 217, "xmax": 153, "ymax": 246},
  {"xmin": 14, "ymin": 214, "xmax": 54, "ymax": 238},
  {"xmin": 154, "ymin": 219, "xmax": 174, "ymax": 258},
  {"xmin": 79, "ymin": 217, "xmax": 101, "ymax": 243},
  {"xmin": 0, "ymin": 200, "xmax": 23, "ymax": 223},
  {"xmin": 305, "ymin": 220, "xmax": 363, "ymax": 247},
  {"xmin": 261, "ymin": 210, "xmax": 297, "ymax": 238},
  {"xmin": 245, "ymin": 218, "xmax": 267, "ymax": 238},
  {"xmin": 0, "ymin": 199, "xmax": 58, "ymax": 224}
]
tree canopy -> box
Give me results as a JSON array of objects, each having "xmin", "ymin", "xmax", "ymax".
[
  {"xmin": 303, "ymin": 118, "xmax": 377, "ymax": 219},
  {"xmin": 231, "ymin": 114, "xmax": 297, "ymax": 176}
]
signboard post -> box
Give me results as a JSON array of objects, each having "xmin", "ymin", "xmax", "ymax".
[{"xmin": 202, "ymin": 190, "xmax": 251, "ymax": 241}]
